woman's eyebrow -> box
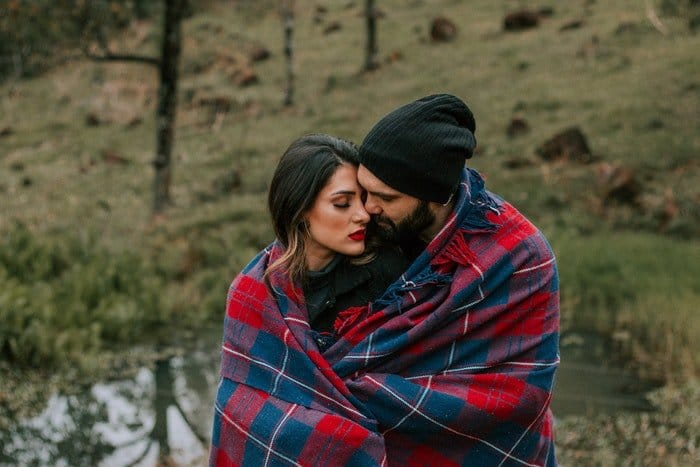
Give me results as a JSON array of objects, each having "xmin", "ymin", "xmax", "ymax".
[{"xmin": 331, "ymin": 190, "xmax": 356, "ymax": 196}]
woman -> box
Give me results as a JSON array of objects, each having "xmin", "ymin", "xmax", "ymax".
[
  {"xmin": 210, "ymin": 134, "xmax": 407, "ymax": 466},
  {"xmin": 265, "ymin": 134, "xmax": 407, "ymax": 338}
]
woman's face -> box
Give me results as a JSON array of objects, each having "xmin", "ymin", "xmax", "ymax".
[{"xmin": 304, "ymin": 163, "xmax": 370, "ymax": 270}]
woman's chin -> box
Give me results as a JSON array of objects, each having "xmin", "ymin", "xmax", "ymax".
[{"xmin": 340, "ymin": 243, "xmax": 366, "ymax": 257}]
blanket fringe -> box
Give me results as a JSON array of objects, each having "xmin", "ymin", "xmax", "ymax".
[{"xmin": 460, "ymin": 169, "xmax": 502, "ymax": 234}]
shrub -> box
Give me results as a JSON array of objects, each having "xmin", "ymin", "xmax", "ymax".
[{"xmin": 0, "ymin": 223, "xmax": 167, "ymax": 368}]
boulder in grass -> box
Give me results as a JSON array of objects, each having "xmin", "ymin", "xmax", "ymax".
[
  {"xmin": 503, "ymin": 156, "xmax": 535, "ymax": 169},
  {"xmin": 249, "ymin": 45, "xmax": 271, "ymax": 63},
  {"xmin": 538, "ymin": 7, "xmax": 555, "ymax": 18},
  {"xmin": 371, "ymin": 8, "xmax": 386, "ymax": 19},
  {"xmin": 506, "ymin": 117, "xmax": 530, "ymax": 138},
  {"xmin": 126, "ymin": 116, "xmax": 143, "ymax": 128},
  {"xmin": 233, "ymin": 67, "xmax": 259, "ymax": 87},
  {"xmin": 536, "ymin": 127, "xmax": 593, "ymax": 163},
  {"xmin": 385, "ymin": 49, "xmax": 404, "ymax": 64},
  {"xmin": 559, "ymin": 19, "xmax": 585, "ymax": 32},
  {"xmin": 102, "ymin": 150, "xmax": 130, "ymax": 166},
  {"xmin": 430, "ymin": 17, "xmax": 458, "ymax": 42},
  {"xmin": 85, "ymin": 112, "xmax": 104, "ymax": 127},
  {"xmin": 503, "ymin": 10, "xmax": 540, "ymax": 31},
  {"xmin": 596, "ymin": 162, "xmax": 640, "ymax": 206},
  {"xmin": 323, "ymin": 21, "xmax": 342, "ymax": 34},
  {"xmin": 656, "ymin": 189, "xmax": 679, "ymax": 231}
]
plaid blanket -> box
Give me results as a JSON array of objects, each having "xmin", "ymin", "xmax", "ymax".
[{"xmin": 211, "ymin": 169, "xmax": 560, "ymax": 466}]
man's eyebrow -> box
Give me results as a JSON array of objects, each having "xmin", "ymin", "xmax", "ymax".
[{"xmin": 369, "ymin": 190, "xmax": 398, "ymax": 198}]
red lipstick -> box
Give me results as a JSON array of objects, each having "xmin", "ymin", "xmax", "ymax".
[{"xmin": 348, "ymin": 229, "xmax": 366, "ymax": 241}]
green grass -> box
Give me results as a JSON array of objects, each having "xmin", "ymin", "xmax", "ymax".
[
  {"xmin": 553, "ymin": 230, "xmax": 700, "ymax": 380},
  {"xmin": 0, "ymin": 0, "xmax": 698, "ymax": 379}
]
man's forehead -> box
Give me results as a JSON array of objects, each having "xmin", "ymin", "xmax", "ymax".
[{"xmin": 357, "ymin": 165, "xmax": 402, "ymax": 195}]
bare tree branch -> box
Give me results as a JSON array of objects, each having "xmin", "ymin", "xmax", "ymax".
[
  {"xmin": 83, "ymin": 50, "xmax": 161, "ymax": 67},
  {"xmin": 126, "ymin": 440, "xmax": 155, "ymax": 467},
  {"xmin": 172, "ymin": 400, "xmax": 208, "ymax": 445},
  {"xmin": 79, "ymin": 11, "xmax": 161, "ymax": 68},
  {"xmin": 113, "ymin": 428, "xmax": 154, "ymax": 450},
  {"xmin": 81, "ymin": 38, "xmax": 158, "ymax": 66}
]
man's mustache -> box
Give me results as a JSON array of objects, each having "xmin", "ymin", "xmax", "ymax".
[{"xmin": 372, "ymin": 215, "xmax": 395, "ymax": 228}]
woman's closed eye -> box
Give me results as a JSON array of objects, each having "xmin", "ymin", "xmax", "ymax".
[{"xmin": 331, "ymin": 192, "xmax": 355, "ymax": 209}]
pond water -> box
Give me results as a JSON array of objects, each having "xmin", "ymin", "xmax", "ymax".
[
  {"xmin": 1, "ymin": 329, "xmax": 658, "ymax": 466},
  {"xmin": 0, "ymin": 330, "xmax": 221, "ymax": 467},
  {"xmin": 551, "ymin": 331, "xmax": 658, "ymax": 417}
]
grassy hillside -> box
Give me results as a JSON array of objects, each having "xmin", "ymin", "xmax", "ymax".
[{"xmin": 1, "ymin": 0, "xmax": 699, "ymax": 382}]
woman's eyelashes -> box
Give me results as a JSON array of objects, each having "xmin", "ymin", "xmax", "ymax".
[
  {"xmin": 331, "ymin": 194, "xmax": 355, "ymax": 209},
  {"xmin": 332, "ymin": 189, "xmax": 366, "ymax": 209},
  {"xmin": 332, "ymin": 196, "xmax": 350, "ymax": 208}
]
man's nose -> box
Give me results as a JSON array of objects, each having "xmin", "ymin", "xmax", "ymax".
[{"xmin": 364, "ymin": 196, "xmax": 382, "ymax": 215}]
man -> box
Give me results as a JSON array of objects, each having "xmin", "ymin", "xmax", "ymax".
[
  {"xmin": 359, "ymin": 93, "xmax": 487, "ymax": 259},
  {"xmin": 349, "ymin": 93, "xmax": 560, "ymax": 465}
]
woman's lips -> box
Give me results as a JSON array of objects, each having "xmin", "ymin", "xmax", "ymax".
[{"xmin": 348, "ymin": 229, "xmax": 366, "ymax": 241}]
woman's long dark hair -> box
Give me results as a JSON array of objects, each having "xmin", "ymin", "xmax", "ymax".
[{"xmin": 267, "ymin": 134, "xmax": 361, "ymax": 282}]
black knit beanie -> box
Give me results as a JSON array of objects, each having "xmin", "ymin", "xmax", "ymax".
[{"xmin": 359, "ymin": 93, "xmax": 477, "ymax": 204}]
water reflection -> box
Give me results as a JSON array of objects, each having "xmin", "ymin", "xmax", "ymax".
[
  {"xmin": 1, "ymin": 337, "xmax": 219, "ymax": 467},
  {"xmin": 2, "ymin": 330, "xmax": 659, "ymax": 465}
]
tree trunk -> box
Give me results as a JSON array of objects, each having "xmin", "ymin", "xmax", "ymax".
[
  {"xmin": 152, "ymin": 359, "xmax": 174, "ymax": 463},
  {"xmin": 153, "ymin": 0, "xmax": 187, "ymax": 215},
  {"xmin": 281, "ymin": 0, "xmax": 295, "ymax": 107},
  {"xmin": 364, "ymin": 0, "xmax": 379, "ymax": 71}
]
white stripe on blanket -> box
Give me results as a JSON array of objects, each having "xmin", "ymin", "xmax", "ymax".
[
  {"xmin": 214, "ymin": 403, "xmax": 302, "ymax": 467},
  {"xmin": 364, "ymin": 376, "xmax": 542, "ymax": 467},
  {"xmin": 513, "ymin": 257, "xmax": 555, "ymax": 275},
  {"xmin": 222, "ymin": 345, "xmax": 366, "ymax": 419},
  {"xmin": 404, "ymin": 358, "xmax": 561, "ymax": 380}
]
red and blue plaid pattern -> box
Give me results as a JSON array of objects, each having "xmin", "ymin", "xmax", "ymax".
[{"xmin": 211, "ymin": 169, "xmax": 560, "ymax": 466}]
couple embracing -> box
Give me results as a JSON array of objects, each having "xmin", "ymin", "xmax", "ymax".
[{"xmin": 210, "ymin": 94, "xmax": 560, "ymax": 466}]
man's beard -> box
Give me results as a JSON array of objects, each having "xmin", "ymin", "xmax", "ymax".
[{"xmin": 373, "ymin": 201, "xmax": 435, "ymax": 243}]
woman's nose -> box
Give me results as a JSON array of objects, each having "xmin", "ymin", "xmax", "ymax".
[{"xmin": 353, "ymin": 204, "xmax": 370, "ymax": 224}]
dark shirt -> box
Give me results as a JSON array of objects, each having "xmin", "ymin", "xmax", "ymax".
[
  {"xmin": 304, "ymin": 255, "xmax": 342, "ymax": 325},
  {"xmin": 399, "ymin": 236, "xmax": 428, "ymax": 262},
  {"xmin": 302, "ymin": 246, "xmax": 409, "ymax": 336}
]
